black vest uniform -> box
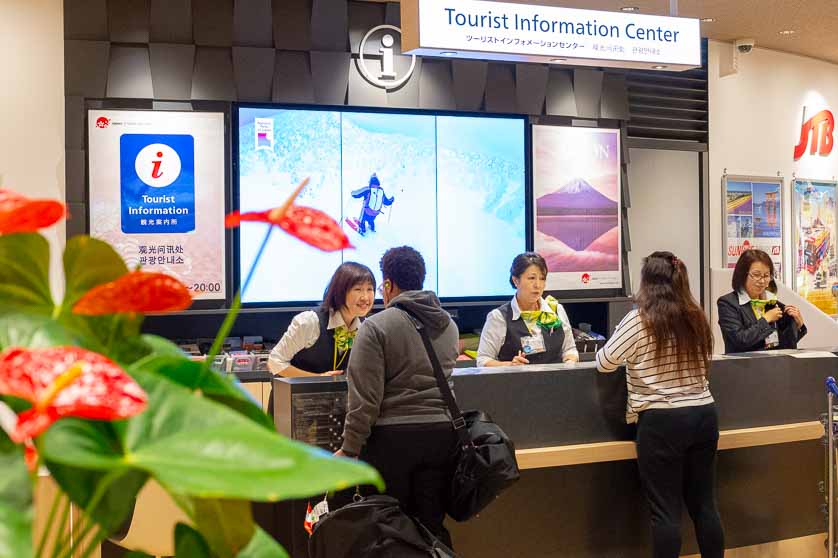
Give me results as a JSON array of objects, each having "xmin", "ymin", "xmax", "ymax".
[
  {"xmin": 267, "ymin": 308, "xmax": 352, "ymax": 417},
  {"xmin": 495, "ymin": 301, "xmax": 566, "ymax": 365}
]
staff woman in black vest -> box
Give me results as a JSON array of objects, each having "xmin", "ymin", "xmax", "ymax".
[
  {"xmin": 477, "ymin": 252, "xmax": 578, "ymax": 366},
  {"xmin": 266, "ymin": 262, "xmax": 376, "ymax": 415},
  {"xmin": 717, "ymin": 249, "xmax": 806, "ymax": 354}
]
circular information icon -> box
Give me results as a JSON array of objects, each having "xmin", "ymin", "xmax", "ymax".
[{"xmin": 135, "ymin": 143, "xmax": 182, "ymax": 188}]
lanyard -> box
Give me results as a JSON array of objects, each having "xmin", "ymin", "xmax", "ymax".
[{"xmin": 332, "ymin": 344, "xmax": 349, "ymax": 371}]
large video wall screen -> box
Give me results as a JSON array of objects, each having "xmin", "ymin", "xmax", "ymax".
[{"xmin": 237, "ymin": 107, "xmax": 527, "ymax": 304}]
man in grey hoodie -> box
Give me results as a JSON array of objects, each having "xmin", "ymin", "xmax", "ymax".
[{"xmin": 337, "ymin": 245, "xmax": 460, "ymax": 547}]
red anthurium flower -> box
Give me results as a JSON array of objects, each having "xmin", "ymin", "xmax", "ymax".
[
  {"xmin": 225, "ymin": 177, "xmax": 353, "ymax": 252},
  {"xmin": 0, "ymin": 189, "xmax": 66, "ymax": 234},
  {"xmin": 72, "ymin": 271, "xmax": 192, "ymax": 315},
  {"xmin": 0, "ymin": 347, "xmax": 147, "ymax": 443}
]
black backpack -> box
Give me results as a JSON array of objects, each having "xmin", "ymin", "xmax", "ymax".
[{"xmin": 308, "ymin": 495, "xmax": 459, "ymax": 558}]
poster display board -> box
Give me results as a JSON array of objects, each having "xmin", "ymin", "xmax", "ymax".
[
  {"xmin": 87, "ymin": 110, "xmax": 226, "ymax": 302},
  {"xmin": 532, "ymin": 125, "xmax": 621, "ymax": 291},
  {"xmin": 722, "ymin": 175, "xmax": 784, "ymax": 280},
  {"xmin": 792, "ymin": 178, "xmax": 838, "ymax": 316}
]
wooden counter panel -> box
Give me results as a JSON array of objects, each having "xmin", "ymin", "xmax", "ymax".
[{"xmin": 516, "ymin": 420, "xmax": 824, "ymax": 469}]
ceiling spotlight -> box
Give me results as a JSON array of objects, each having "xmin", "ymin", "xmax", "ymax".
[
  {"xmin": 620, "ymin": 6, "xmax": 640, "ymax": 12},
  {"xmin": 778, "ymin": 29, "xmax": 796, "ymax": 36},
  {"xmin": 700, "ymin": 17, "xmax": 716, "ymax": 23},
  {"xmin": 440, "ymin": 51, "xmax": 458, "ymax": 56},
  {"xmin": 550, "ymin": 58, "xmax": 567, "ymax": 63},
  {"xmin": 652, "ymin": 65, "xmax": 667, "ymax": 70}
]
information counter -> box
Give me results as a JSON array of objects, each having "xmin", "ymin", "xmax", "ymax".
[{"xmin": 262, "ymin": 349, "xmax": 833, "ymax": 557}]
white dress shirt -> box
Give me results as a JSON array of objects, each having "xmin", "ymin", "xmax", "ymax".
[
  {"xmin": 476, "ymin": 296, "xmax": 579, "ymax": 367},
  {"xmin": 268, "ymin": 309, "xmax": 360, "ymax": 375}
]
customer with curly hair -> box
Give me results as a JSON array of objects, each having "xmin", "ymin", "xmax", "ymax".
[{"xmin": 337, "ymin": 246, "xmax": 460, "ymax": 547}]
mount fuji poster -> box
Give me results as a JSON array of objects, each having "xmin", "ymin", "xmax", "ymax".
[{"xmin": 532, "ymin": 126, "xmax": 622, "ymax": 290}]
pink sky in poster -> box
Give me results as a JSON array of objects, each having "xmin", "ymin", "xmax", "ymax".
[{"xmin": 533, "ymin": 127, "xmax": 621, "ymax": 278}]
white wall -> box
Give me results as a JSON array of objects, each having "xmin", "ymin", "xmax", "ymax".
[
  {"xmin": 627, "ymin": 148, "xmax": 701, "ymax": 301},
  {"xmin": 708, "ymin": 40, "xmax": 838, "ymax": 283},
  {"xmin": 0, "ymin": 0, "xmax": 65, "ymax": 294}
]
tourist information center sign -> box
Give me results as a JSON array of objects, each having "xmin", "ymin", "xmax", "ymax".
[{"xmin": 401, "ymin": 0, "xmax": 701, "ymax": 71}]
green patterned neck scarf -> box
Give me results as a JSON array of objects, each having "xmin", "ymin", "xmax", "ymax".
[{"xmin": 519, "ymin": 296, "xmax": 563, "ymax": 332}]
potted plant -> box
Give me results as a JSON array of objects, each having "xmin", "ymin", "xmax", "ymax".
[{"xmin": 0, "ymin": 184, "xmax": 380, "ymax": 558}]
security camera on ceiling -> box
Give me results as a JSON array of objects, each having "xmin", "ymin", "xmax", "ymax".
[{"xmin": 734, "ymin": 38, "xmax": 755, "ymax": 54}]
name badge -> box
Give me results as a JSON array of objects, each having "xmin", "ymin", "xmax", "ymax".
[
  {"xmin": 521, "ymin": 335, "xmax": 546, "ymax": 355},
  {"xmin": 765, "ymin": 330, "xmax": 779, "ymax": 349}
]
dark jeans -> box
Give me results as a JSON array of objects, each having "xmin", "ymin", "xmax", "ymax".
[
  {"xmin": 359, "ymin": 422, "xmax": 459, "ymax": 548},
  {"xmin": 636, "ymin": 403, "xmax": 725, "ymax": 558}
]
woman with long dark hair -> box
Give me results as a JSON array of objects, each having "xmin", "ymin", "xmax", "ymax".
[
  {"xmin": 717, "ymin": 248, "xmax": 806, "ymax": 353},
  {"xmin": 596, "ymin": 251, "xmax": 724, "ymax": 558}
]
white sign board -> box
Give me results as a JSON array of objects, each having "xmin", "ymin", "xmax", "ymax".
[
  {"xmin": 401, "ymin": 0, "xmax": 701, "ymax": 71},
  {"xmin": 88, "ymin": 110, "xmax": 227, "ymax": 302}
]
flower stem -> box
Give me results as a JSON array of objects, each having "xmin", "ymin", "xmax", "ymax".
[
  {"xmin": 242, "ymin": 224, "xmax": 274, "ymax": 295},
  {"xmin": 205, "ymin": 225, "xmax": 273, "ymax": 366},
  {"xmin": 35, "ymin": 488, "xmax": 63, "ymax": 558},
  {"xmin": 76, "ymin": 526, "xmax": 107, "ymax": 558},
  {"xmin": 49, "ymin": 495, "xmax": 71, "ymax": 558}
]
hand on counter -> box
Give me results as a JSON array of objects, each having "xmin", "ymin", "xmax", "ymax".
[
  {"xmin": 324, "ymin": 370, "xmax": 345, "ymax": 376},
  {"xmin": 333, "ymin": 448, "xmax": 357, "ymax": 459},
  {"xmin": 511, "ymin": 351, "xmax": 530, "ymax": 366},
  {"xmin": 784, "ymin": 305, "xmax": 804, "ymax": 327}
]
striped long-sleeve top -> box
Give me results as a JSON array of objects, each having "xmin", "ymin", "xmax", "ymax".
[{"xmin": 596, "ymin": 309, "xmax": 714, "ymax": 423}]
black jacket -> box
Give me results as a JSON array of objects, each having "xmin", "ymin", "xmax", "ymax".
[{"xmin": 717, "ymin": 291, "xmax": 807, "ymax": 354}]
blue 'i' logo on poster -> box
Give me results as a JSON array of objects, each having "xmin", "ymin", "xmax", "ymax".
[{"xmin": 120, "ymin": 134, "xmax": 195, "ymax": 234}]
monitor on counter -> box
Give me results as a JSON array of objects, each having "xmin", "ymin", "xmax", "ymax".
[{"xmin": 235, "ymin": 105, "xmax": 527, "ymax": 305}]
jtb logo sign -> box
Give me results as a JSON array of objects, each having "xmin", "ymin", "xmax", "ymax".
[
  {"xmin": 794, "ymin": 107, "xmax": 834, "ymax": 160},
  {"xmin": 120, "ymin": 134, "xmax": 195, "ymax": 234}
]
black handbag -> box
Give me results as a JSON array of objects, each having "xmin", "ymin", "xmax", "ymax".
[
  {"xmin": 308, "ymin": 494, "xmax": 459, "ymax": 558},
  {"xmin": 396, "ymin": 304, "xmax": 521, "ymax": 522}
]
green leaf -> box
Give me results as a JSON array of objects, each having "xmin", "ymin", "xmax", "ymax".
[
  {"xmin": 124, "ymin": 370, "xmax": 383, "ymax": 501},
  {"xmin": 236, "ymin": 527, "xmax": 289, "ymax": 558},
  {"xmin": 0, "ymin": 233, "xmax": 53, "ymax": 315},
  {"xmin": 41, "ymin": 420, "xmax": 148, "ymax": 532},
  {"xmin": 131, "ymin": 355, "xmax": 274, "ymax": 431},
  {"xmin": 192, "ymin": 499, "xmax": 254, "ymax": 558},
  {"xmin": 56, "ymin": 235, "xmax": 149, "ymax": 363},
  {"xmin": 60, "ymin": 236, "xmax": 128, "ymax": 312},
  {"xmin": 0, "ymin": 312, "xmax": 79, "ymax": 350},
  {"xmin": 40, "ymin": 370, "xmax": 383, "ymax": 504},
  {"xmin": 141, "ymin": 334, "xmax": 187, "ymax": 359},
  {"xmin": 0, "ymin": 428, "xmax": 33, "ymax": 558},
  {"xmin": 174, "ymin": 523, "xmax": 212, "ymax": 558}
]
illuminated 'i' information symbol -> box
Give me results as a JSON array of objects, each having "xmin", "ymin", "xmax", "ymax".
[
  {"xmin": 358, "ymin": 25, "xmax": 416, "ymax": 89},
  {"xmin": 134, "ymin": 143, "xmax": 182, "ymax": 188}
]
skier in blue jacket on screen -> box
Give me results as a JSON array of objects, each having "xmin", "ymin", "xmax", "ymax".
[{"xmin": 351, "ymin": 173, "xmax": 395, "ymax": 235}]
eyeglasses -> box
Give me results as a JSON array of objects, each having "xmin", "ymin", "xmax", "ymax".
[
  {"xmin": 377, "ymin": 283, "xmax": 386, "ymax": 295},
  {"xmin": 747, "ymin": 272, "xmax": 772, "ymax": 282}
]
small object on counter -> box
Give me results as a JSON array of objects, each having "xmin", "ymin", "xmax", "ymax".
[
  {"xmin": 242, "ymin": 335, "xmax": 264, "ymax": 351},
  {"xmin": 210, "ymin": 353, "xmax": 227, "ymax": 372},
  {"xmin": 226, "ymin": 350, "xmax": 255, "ymax": 373}
]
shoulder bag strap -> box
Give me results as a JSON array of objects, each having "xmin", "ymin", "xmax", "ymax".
[{"xmin": 393, "ymin": 303, "xmax": 471, "ymax": 445}]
